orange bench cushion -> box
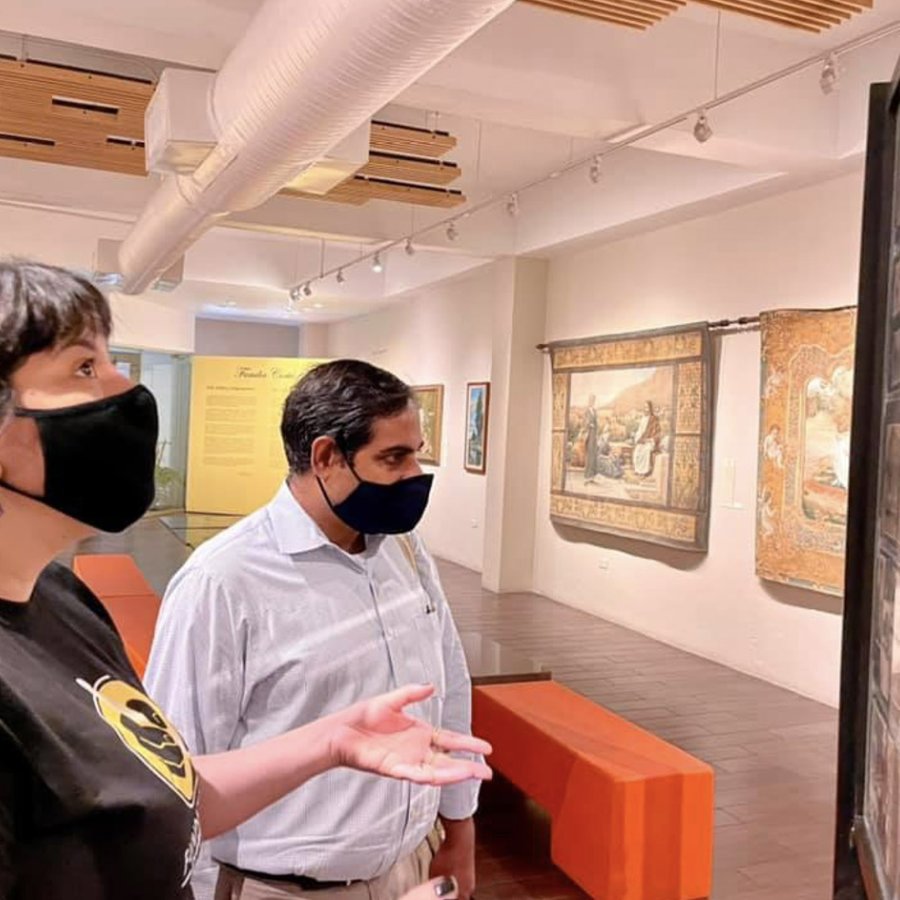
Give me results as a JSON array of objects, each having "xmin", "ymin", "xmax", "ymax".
[
  {"xmin": 73, "ymin": 555, "xmax": 161, "ymax": 680},
  {"xmin": 72, "ymin": 554, "xmax": 156, "ymax": 598},
  {"xmin": 473, "ymin": 681, "xmax": 714, "ymax": 900}
]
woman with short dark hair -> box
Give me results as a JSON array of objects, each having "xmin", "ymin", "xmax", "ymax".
[{"xmin": 0, "ymin": 260, "xmax": 486, "ymax": 900}]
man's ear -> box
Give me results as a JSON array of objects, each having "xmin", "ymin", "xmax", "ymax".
[{"xmin": 310, "ymin": 435, "xmax": 343, "ymax": 479}]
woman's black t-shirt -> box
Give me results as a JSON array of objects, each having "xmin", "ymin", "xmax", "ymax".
[{"xmin": 0, "ymin": 563, "xmax": 201, "ymax": 899}]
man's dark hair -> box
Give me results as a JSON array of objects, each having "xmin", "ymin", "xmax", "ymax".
[
  {"xmin": 0, "ymin": 260, "xmax": 112, "ymax": 416},
  {"xmin": 281, "ymin": 359, "xmax": 414, "ymax": 474}
]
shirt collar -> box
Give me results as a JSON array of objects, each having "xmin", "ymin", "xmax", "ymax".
[
  {"xmin": 268, "ymin": 481, "xmax": 333, "ymax": 556},
  {"xmin": 267, "ymin": 480, "xmax": 385, "ymax": 559}
]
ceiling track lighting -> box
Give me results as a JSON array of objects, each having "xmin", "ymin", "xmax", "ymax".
[
  {"xmin": 589, "ymin": 155, "xmax": 602, "ymax": 184},
  {"xmin": 336, "ymin": 268, "xmax": 345, "ymax": 284},
  {"xmin": 289, "ymin": 286, "xmax": 301, "ymax": 304},
  {"xmin": 372, "ymin": 252, "xmax": 383, "ymax": 274},
  {"xmin": 506, "ymin": 192, "xmax": 519, "ymax": 217},
  {"xmin": 820, "ymin": 54, "xmax": 838, "ymax": 95},
  {"xmin": 693, "ymin": 109, "xmax": 713, "ymax": 144},
  {"xmin": 446, "ymin": 221, "xmax": 458, "ymax": 241},
  {"xmin": 405, "ymin": 238, "xmax": 415, "ymax": 256},
  {"xmin": 302, "ymin": 282, "xmax": 312, "ymax": 297}
]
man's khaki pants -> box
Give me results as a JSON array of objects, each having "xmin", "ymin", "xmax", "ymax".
[{"xmin": 214, "ymin": 834, "xmax": 437, "ymax": 900}]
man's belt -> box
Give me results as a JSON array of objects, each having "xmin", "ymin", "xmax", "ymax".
[{"xmin": 228, "ymin": 864, "xmax": 361, "ymax": 891}]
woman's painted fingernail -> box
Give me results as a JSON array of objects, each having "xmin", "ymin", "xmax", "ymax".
[{"xmin": 434, "ymin": 875, "xmax": 458, "ymax": 898}]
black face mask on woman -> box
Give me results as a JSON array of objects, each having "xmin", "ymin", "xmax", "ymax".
[
  {"xmin": 0, "ymin": 385, "xmax": 159, "ymax": 533},
  {"xmin": 317, "ymin": 460, "xmax": 433, "ymax": 536}
]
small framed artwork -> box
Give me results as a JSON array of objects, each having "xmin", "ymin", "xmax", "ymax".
[
  {"xmin": 464, "ymin": 382, "xmax": 490, "ymax": 474},
  {"xmin": 412, "ymin": 384, "xmax": 444, "ymax": 466}
]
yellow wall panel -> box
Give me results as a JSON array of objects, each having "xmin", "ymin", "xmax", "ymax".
[{"xmin": 186, "ymin": 356, "xmax": 325, "ymax": 515}]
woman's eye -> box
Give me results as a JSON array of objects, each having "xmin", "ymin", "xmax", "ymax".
[{"xmin": 76, "ymin": 359, "xmax": 97, "ymax": 378}]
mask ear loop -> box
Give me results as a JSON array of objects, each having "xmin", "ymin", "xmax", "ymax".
[
  {"xmin": 333, "ymin": 436, "xmax": 364, "ymax": 485},
  {"xmin": 315, "ymin": 436, "xmax": 360, "ymax": 513}
]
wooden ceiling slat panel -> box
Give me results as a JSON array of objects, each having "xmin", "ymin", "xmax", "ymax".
[
  {"xmin": 714, "ymin": 0, "xmax": 841, "ymax": 26},
  {"xmin": 0, "ymin": 61, "xmax": 468, "ymax": 205},
  {"xmin": 692, "ymin": 0, "xmax": 821, "ymax": 28},
  {"xmin": 287, "ymin": 177, "xmax": 467, "ymax": 209},
  {"xmin": 544, "ymin": 0, "xmax": 664, "ymax": 23},
  {"xmin": 0, "ymin": 60, "xmax": 153, "ymax": 109},
  {"xmin": 523, "ymin": 0, "xmax": 867, "ymax": 28},
  {"xmin": 0, "ymin": 106, "xmax": 145, "ymax": 139},
  {"xmin": 524, "ymin": 0, "xmax": 661, "ymax": 25},
  {"xmin": 533, "ymin": 0, "xmax": 659, "ymax": 14},
  {"xmin": 369, "ymin": 122, "xmax": 457, "ymax": 158},
  {"xmin": 758, "ymin": 0, "xmax": 849, "ymax": 20},
  {"xmin": 361, "ymin": 154, "xmax": 461, "ymax": 185}
]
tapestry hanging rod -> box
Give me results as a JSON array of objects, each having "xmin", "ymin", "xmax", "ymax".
[{"xmin": 535, "ymin": 315, "xmax": 761, "ymax": 352}]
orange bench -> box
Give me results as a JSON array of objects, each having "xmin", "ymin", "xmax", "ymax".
[
  {"xmin": 73, "ymin": 554, "xmax": 161, "ymax": 679},
  {"xmin": 473, "ymin": 681, "xmax": 714, "ymax": 900}
]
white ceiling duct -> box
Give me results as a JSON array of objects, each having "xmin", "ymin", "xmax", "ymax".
[{"xmin": 118, "ymin": 0, "xmax": 513, "ymax": 294}]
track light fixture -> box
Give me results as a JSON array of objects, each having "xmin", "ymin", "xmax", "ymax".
[
  {"xmin": 446, "ymin": 221, "xmax": 458, "ymax": 241},
  {"xmin": 589, "ymin": 155, "xmax": 602, "ymax": 184},
  {"xmin": 336, "ymin": 268, "xmax": 345, "ymax": 284},
  {"xmin": 506, "ymin": 193, "xmax": 519, "ymax": 217},
  {"xmin": 405, "ymin": 238, "xmax": 415, "ymax": 256},
  {"xmin": 693, "ymin": 110, "xmax": 713, "ymax": 144},
  {"xmin": 372, "ymin": 253, "xmax": 383, "ymax": 274},
  {"xmin": 289, "ymin": 286, "xmax": 301, "ymax": 303},
  {"xmin": 820, "ymin": 54, "xmax": 837, "ymax": 95},
  {"xmin": 302, "ymin": 282, "xmax": 312, "ymax": 297}
]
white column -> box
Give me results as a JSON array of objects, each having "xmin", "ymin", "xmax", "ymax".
[{"xmin": 482, "ymin": 257, "xmax": 548, "ymax": 593}]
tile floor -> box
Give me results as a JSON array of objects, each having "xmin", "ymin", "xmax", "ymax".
[{"xmin": 63, "ymin": 517, "xmax": 839, "ymax": 899}]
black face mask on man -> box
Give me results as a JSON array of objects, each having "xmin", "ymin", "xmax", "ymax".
[
  {"xmin": 317, "ymin": 457, "xmax": 433, "ymax": 536},
  {"xmin": 0, "ymin": 384, "xmax": 159, "ymax": 533}
]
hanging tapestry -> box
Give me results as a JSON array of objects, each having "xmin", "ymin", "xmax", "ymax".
[
  {"xmin": 549, "ymin": 322, "xmax": 712, "ymax": 551},
  {"xmin": 756, "ymin": 307, "xmax": 856, "ymax": 595}
]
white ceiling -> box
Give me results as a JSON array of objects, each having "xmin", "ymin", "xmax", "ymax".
[{"xmin": 1, "ymin": 0, "xmax": 899, "ymax": 323}]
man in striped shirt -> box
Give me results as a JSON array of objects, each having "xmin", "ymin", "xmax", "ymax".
[{"xmin": 146, "ymin": 360, "xmax": 480, "ymax": 900}]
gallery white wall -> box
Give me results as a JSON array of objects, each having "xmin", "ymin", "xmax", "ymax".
[
  {"xmin": 0, "ymin": 203, "xmax": 196, "ymax": 353},
  {"xmin": 534, "ymin": 170, "xmax": 865, "ymax": 706},
  {"xmin": 327, "ymin": 265, "xmax": 496, "ymax": 571},
  {"xmin": 195, "ymin": 318, "xmax": 300, "ymax": 358}
]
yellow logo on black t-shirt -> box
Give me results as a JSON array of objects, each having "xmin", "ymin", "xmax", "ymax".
[{"xmin": 78, "ymin": 676, "xmax": 197, "ymax": 807}]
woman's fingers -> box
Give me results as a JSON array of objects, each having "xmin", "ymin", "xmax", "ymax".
[
  {"xmin": 389, "ymin": 755, "xmax": 493, "ymax": 785},
  {"xmin": 383, "ymin": 683, "xmax": 436, "ymax": 709},
  {"xmin": 431, "ymin": 728, "xmax": 492, "ymax": 756}
]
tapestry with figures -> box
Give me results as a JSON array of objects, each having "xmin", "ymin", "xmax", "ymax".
[
  {"xmin": 756, "ymin": 307, "xmax": 856, "ymax": 595},
  {"xmin": 549, "ymin": 322, "xmax": 713, "ymax": 551}
]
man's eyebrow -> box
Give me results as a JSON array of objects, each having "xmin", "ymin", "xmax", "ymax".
[{"xmin": 375, "ymin": 444, "xmax": 420, "ymax": 456}]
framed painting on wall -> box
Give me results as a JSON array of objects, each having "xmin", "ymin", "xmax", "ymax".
[
  {"xmin": 755, "ymin": 307, "xmax": 856, "ymax": 596},
  {"xmin": 464, "ymin": 382, "xmax": 490, "ymax": 474},
  {"xmin": 547, "ymin": 322, "xmax": 713, "ymax": 551},
  {"xmin": 412, "ymin": 384, "xmax": 444, "ymax": 466}
]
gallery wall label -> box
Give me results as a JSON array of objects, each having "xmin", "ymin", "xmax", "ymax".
[{"xmin": 186, "ymin": 356, "xmax": 325, "ymax": 516}]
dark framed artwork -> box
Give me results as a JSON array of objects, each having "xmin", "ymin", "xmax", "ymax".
[
  {"xmin": 833, "ymin": 75, "xmax": 900, "ymax": 900},
  {"xmin": 412, "ymin": 384, "xmax": 444, "ymax": 466},
  {"xmin": 464, "ymin": 382, "xmax": 490, "ymax": 474},
  {"xmin": 547, "ymin": 322, "xmax": 712, "ymax": 551}
]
